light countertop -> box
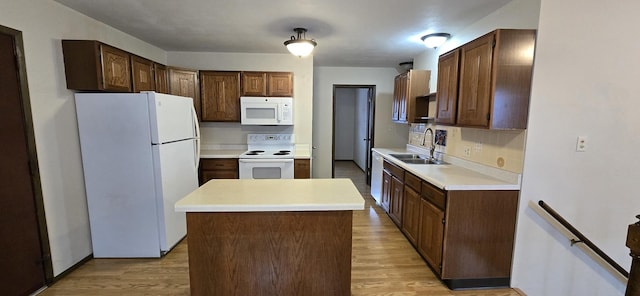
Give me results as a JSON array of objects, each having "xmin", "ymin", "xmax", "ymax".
[
  {"xmin": 175, "ymin": 178, "xmax": 364, "ymax": 212},
  {"xmin": 373, "ymin": 147, "xmax": 520, "ymax": 191}
]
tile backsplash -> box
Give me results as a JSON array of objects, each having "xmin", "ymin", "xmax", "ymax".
[{"xmin": 409, "ymin": 123, "xmax": 526, "ymax": 173}]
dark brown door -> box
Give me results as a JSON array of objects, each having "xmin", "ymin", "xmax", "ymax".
[{"xmin": 0, "ymin": 28, "xmax": 48, "ymax": 295}]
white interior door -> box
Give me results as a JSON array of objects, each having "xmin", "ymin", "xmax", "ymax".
[{"xmin": 152, "ymin": 139, "xmax": 198, "ymax": 251}]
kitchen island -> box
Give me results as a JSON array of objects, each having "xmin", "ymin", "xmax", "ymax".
[{"xmin": 174, "ymin": 178, "xmax": 365, "ymax": 296}]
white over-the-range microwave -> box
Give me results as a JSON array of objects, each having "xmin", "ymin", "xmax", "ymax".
[{"xmin": 240, "ymin": 97, "xmax": 293, "ymax": 125}]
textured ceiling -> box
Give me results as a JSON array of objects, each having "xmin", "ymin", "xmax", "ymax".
[{"xmin": 54, "ymin": 0, "xmax": 513, "ymax": 67}]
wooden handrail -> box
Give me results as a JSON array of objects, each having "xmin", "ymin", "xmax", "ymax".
[{"xmin": 538, "ymin": 200, "xmax": 629, "ymax": 278}]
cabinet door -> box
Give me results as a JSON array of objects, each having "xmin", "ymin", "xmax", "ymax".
[
  {"xmin": 154, "ymin": 63, "xmax": 169, "ymax": 94},
  {"xmin": 392, "ymin": 73, "xmax": 408, "ymax": 122},
  {"xmin": 457, "ymin": 33, "xmax": 494, "ymax": 127},
  {"xmin": 381, "ymin": 170, "xmax": 391, "ymax": 213},
  {"xmin": 401, "ymin": 186, "xmax": 420, "ymax": 245},
  {"xmin": 389, "ymin": 176, "xmax": 404, "ymax": 226},
  {"xmin": 200, "ymin": 71, "xmax": 241, "ymax": 122},
  {"xmin": 131, "ymin": 56, "xmax": 156, "ymax": 92},
  {"xmin": 435, "ymin": 49, "xmax": 460, "ymax": 125},
  {"xmin": 100, "ymin": 44, "xmax": 131, "ymax": 91},
  {"xmin": 398, "ymin": 74, "xmax": 408, "ymax": 122},
  {"xmin": 267, "ymin": 72, "xmax": 293, "ymax": 97},
  {"xmin": 294, "ymin": 159, "xmax": 311, "ymax": 179},
  {"xmin": 168, "ymin": 67, "xmax": 200, "ymax": 120},
  {"xmin": 418, "ymin": 199, "xmax": 445, "ymax": 275},
  {"xmin": 392, "ymin": 75, "xmax": 401, "ymax": 121},
  {"xmin": 241, "ymin": 72, "xmax": 267, "ymax": 96}
]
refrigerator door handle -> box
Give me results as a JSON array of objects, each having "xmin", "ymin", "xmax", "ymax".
[{"xmin": 192, "ymin": 105, "xmax": 201, "ymax": 169}]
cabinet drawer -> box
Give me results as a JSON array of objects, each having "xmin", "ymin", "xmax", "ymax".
[
  {"xmin": 200, "ymin": 158, "xmax": 238, "ymax": 170},
  {"xmin": 421, "ymin": 181, "xmax": 446, "ymax": 210},
  {"xmin": 404, "ymin": 172, "xmax": 421, "ymax": 192},
  {"xmin": 383, "ymin": 159, "xmax": 404, "ymax": 181}
]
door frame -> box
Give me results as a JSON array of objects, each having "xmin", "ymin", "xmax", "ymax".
[
  {"xmin": 0, "ymin": 25, "xmax": 53, "ymax": 283},
  {"xmin": 331, "ymin": 84, "xmax": 376, "ymax": 184}
]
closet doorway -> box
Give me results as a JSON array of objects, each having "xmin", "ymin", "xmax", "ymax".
[{"xmin": 332, "ymin": 85, "xmax": 375, "ymax": 184}]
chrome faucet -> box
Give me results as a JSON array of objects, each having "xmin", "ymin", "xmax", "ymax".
[{"xmin": 422, "ymin": 127, "xmax": 435, "ymax": 160}]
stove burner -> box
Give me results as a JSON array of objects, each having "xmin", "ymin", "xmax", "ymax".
[
  {"xmin": 279, "ymin": 150, "xmax": 291, "ymax": 153},
  {"xmin": 245, "ymin": 150, "xmax": 265, "ymax": 155},
  {"xmin": 273, "ymin": 151, "xmax": 290, "ymax": 155}
]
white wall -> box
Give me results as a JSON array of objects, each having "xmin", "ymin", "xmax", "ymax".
[
  {"xmin": 512, "ymin": 0, "xmax": 640, "ymax": 294},
  {"xmin": 167, "ymin": 52, "xmax": 313, "ymax": 145},
  {"xmin": 313, "ymin": 67, "xmax": 407, "ymax": 178},
  {"xmin": 0, "ymin": 0, "xmax": 167, "ymax": 276},
  {"xmin": 334, "ymin": 88, "xmax": 356, "ymax": 160}
]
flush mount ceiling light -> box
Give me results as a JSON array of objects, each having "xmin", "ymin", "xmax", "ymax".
[
  {"xmin": 284, "ymin": 28, "xmax": 317, "ymax": 57},
  {"xmin": 421, "ymin": 33, "xmax": 451, "ymax": 48}
]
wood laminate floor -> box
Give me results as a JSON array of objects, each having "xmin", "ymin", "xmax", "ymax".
[{"xmin": 39, "ymin": 161, "xmax": 522, "ymax": 296}]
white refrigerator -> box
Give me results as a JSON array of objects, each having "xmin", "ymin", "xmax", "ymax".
[{"xmin": 75, "ymin": 92, "xmax": 200, "ymax": 258}]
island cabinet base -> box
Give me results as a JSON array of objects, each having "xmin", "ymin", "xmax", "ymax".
[{"xmin": 186, "ymin": 211, "xmax": 353, "ymax": 296}]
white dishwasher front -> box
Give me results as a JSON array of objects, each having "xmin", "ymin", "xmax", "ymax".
[{"xmin": 370, "ymin": 150, "xmax": 383, "ymax": 204}]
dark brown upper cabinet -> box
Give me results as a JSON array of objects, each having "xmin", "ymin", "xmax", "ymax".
[
  {"xmin": 240, "ymin": 71, "xmax": 293, "ymax": 97},
  {"xmin": 62, "ymin": 40, "xmax": 132, "ymax": 92},
  {"xmin": 435, "ymin": 29, "xmax": 536, "ymax": 129},
  {"xmin": 153, "ymin": 63, "xmax": 169, "ymax": 94},
  {"xmin": 200, "ymin": 71, "xmax": 241, "ymax": 122},
  {"xmin": 241, "ymin": 72, "xmax": 267, "ymax": 96},
  {"xmin": 435, "ymin": 50, "xmax": 460, "ymax": 125},
  {"xmin": 131, "ymin": 55, "xmax": 155, "ymax": 92},
  {"xmin": 168, "ymin": 67, "xmax": 200, "ymax": 120},
  {"xmin": 392, "ymin": 70, "xmax": 430, "ymax": 123}
]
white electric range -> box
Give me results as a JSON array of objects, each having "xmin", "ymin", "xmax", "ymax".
[{"xmin": 238, "ymin": 134, "xmax": 295, "ymax": 179}]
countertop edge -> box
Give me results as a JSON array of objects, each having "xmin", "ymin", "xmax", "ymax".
[{"xmin": 175, "ymin": 203, "xmax": 365, "ymax": 212}]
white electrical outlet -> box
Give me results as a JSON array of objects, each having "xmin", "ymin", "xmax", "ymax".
[
  {"xmin": 576, "ymin": 136, "xmax": 588, "ymax": 152},
  {"xmin": 464, "ymin": 146, "xmax": 471, "ymax": 157}
]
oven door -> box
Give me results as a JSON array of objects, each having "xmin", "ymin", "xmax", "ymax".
[{"xmin": 238, "ymin": 159, "xmax": 294, "ymax": 179}]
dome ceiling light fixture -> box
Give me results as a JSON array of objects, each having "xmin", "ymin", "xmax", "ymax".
[
  {"xmin": 421, "ymin": 33, "xmax": 451, "ymax": 48},
  {"xmin": 284, "ymin": 28, "xmax": 317, "ymax": 57}
]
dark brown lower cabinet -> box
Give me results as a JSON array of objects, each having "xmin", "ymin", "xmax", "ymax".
[
  {"xmin": 378, "ymin": 158, "xmax": 520, "ymax": 290},
  {"xmin": 381, "ymin": 171, "xmax": 391, "ymax": 212},
  {"xmin": 388, "ymin": 176, "xmax": 404, "ymax": 226},
  {"xmin": 439, "ymin": 190, "xmax": 519, "ymax": 289},
  {"xmin": 294, "ymin": 159, "xmax": 311, "ymax": 179},
  {"xmin": 417, "ymin": 197, "xmax": 445, "ymax": 275},
  {"xmin": 199, "ymin": 158, "xmax": 238, "ymax": 184},
  {"xmin": 383, "ymin": 160, "xmax": 405, "ymax": 226},
  {"xmin": 401, "ymin": 185, "xmax": 420, "ymax": 245}
]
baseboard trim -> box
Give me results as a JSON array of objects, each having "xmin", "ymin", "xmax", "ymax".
[{"xmin": 444, "ymin": 277, "xmax": 510, "ymax": 290}]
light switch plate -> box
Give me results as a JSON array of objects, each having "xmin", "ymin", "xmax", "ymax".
[{"xmin": 576, "ymin": 136, "xmax": 588, "ymax": 152}]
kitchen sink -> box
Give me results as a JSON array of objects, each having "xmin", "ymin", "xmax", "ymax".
[
  {"xmin": 388, "ymin": 153, "xmax": 447, "ymax": 165},
  {"xmin": 388, "ymin": 153, "xmax": 427, "ymax": 160}
]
